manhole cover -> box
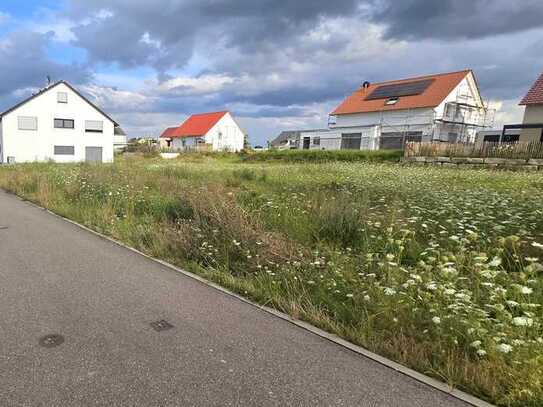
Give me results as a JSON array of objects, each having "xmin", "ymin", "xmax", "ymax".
[
  {"xmin": 150, "ymin": 320, "xmax": 174, "ymax": 332},
  {"xmin": 39, "ymin": 334, "xmax": 65, "ymax": 348}
]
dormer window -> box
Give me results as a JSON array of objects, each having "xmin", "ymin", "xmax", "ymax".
[
  {"xmin": 385, "ymin": 97, "xmax": 399, "ymax": 105},
  {"xmin": 57, "ymin": 92, "xmax": 68, "ymax": 103}
]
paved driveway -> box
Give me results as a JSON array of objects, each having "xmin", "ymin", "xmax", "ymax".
[{"xmin": 0, "ymin": 190, "xmax": 470, "ymax": 406}]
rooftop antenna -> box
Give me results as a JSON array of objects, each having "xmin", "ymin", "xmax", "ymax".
[{"xmin": 46, "ymin": 75, "xmax": 52, "ymax": 86}]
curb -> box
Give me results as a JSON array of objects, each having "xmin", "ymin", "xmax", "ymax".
[{"xmin": 12, "ymin": 193, "xmax": 495, "ymax": 407}]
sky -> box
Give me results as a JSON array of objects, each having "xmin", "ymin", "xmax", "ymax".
[{"xmin": 0, "ymin": 0, "xmax": 542, "ymax": 146}]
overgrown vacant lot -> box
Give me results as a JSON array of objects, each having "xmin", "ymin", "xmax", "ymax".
[{"xmin": 1, "ymin": 154, "xmax": 542, "ymax": 406}]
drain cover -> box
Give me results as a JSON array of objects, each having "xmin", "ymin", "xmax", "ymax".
[
  {"xmin": 150, "ymin": 319, "xmax": 174, "ymax": 332},
  {"xmin": 39, "ymin": 334, "xmax": 64, "ymax": 348}
]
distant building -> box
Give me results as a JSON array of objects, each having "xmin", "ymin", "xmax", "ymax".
[
  {"xmin": 0, "ymin": 80, "xmax": 118, "ymax": 163},
  {"xmin": 282, "ymin": 70, "xmax": 493, "ymax": 151},
  {"xmin": 114, "ymin": 127, "xmax": 128, "ymax": 151},
  {"xmin": 271, "ymin": 130, "xmax": 301, "ymax": 149},
  {"xmin": 518, "ymin": 72, "xmax": 543, "ymax": 142},
  {"xmin": 160, "ymin": 111, "xmax": 245, "ymax": 152},
  {"xmin": 270, "ymin": 129, "xmax": 329, "ymax": 149},
  {"xmin": 475, "ymin": 129, "xmax": 521, "ymax": 147}
]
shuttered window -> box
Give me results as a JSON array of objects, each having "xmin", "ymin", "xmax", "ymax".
[
  {"xmin": 54, "ymin": 118, "xmax": 74, "ymax": 129},
  {"xmin": 18, "ymin": 116, "xmax": 38, "ymax": 131},
  {"xmin": 54, "ymin": 145, "xmax": 75, "ymax": 155},
  {"xmin": 85, "ymin": 120, "xmax": 103, "ymax": 133},
  {"xmin": 57, "ymin": 92, "xmax": 68, "ymax": 103}
]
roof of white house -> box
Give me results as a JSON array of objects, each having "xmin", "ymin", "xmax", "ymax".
[
  {"xmin": 0, "ymin": 80, "xmax": 118, "ymax": 126},
  {"xmin": 160, "ymin": 111, "xmax": 229, "ymax": 138},
  {"xmin": 520, "ymin": 71, "xmax": 543, "ymax": 106},
  {"xmin": 332, "ymin": 70, "xmax": 475, "ymax": 115}
]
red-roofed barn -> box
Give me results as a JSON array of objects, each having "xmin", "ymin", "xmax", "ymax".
[{"xmin": 159, "ymin": 111, "xmax": 245, "ymax": 152}]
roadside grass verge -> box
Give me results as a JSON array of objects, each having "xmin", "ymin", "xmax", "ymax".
[{"xmin": 0, "ymin": 157, "xmax": 542, "ymax": 406}]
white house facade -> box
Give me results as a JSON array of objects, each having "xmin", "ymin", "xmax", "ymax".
[
  {"xmin": 291, "ymin": 70, "xmax": 494, "ymax": 151},
  {"xmin": 160, "ymin": 111, "xmax": 245, "ymax": 152},
  {"xmin": 0, "ymin": 81, "xmax": 117, "ymax": 163}
]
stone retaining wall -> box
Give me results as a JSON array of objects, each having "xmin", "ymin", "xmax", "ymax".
[{"xmin": 403, "ymin": 156, "xmax": 543, "ymax": 171}]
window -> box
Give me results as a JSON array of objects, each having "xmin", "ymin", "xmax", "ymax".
[
  {"xmin": 313, "ymin": 137, "xmax": 321, "ymax": 146},
  {"xmin": 18, "ymin": 116, "xmax": 38, "ymax": 131},
  {"xmin": 57, "ymin": 92, "xmax": 68, "ymax": 103},
  {"xmin": 85, "ymin": 120, "xmax": 103, "ymax": 133},
  {"xmin": 385, "ymin": 97, "xmax": 399, "ymax": 105},
  {"xmin": 54, "ymin": 145, "xmax": 74, "ymax": 155},
  {"xmin": 54, "ymin": 118, "xmax": 74, "ymax": 129}
]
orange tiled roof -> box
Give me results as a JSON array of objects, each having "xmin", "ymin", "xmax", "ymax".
[
  {"xmin": 332, "ymin": 70, "xmax": 471, "ymax": 115},
  {"xmin": 520, "ymin": 72, "xmax": 543, "ymax": 105}
]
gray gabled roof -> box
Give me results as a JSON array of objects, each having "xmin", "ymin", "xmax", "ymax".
[
  {"xmin": 271, "ymin": 130, "xmax": 301, "ymax": 146},
  {"xmin": 114, "ymin": 126, "xmax": 127, "ymax": 136},
  {"xmin": 0, "ymin": 80, "xmax": 119, "ymax": 126}
]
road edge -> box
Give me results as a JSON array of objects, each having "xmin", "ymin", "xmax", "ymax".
[{"xmin": 12, "ymin": 193, "xmax": 495, "ymax": 407}]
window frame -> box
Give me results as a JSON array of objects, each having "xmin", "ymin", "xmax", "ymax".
[
  {"xmin": 17, "ymin": 116, "xmax": 38, "ymax": 131},
  {"xmin": 57, "ymin": 92, "xmax": 68, "ymax": 104},
  {"xmin": 53, "ymin": 145, "xmax": 75, "ymax": 155},
  {"xmin": 85, "ymin": 120, "xmax": 104, "ymax": 133},
  {"xmin": 54, "ymin": 118, "xmax": 75, "ymax": 129}
]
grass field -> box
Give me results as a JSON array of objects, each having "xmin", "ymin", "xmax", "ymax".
[{"xmin": 0, "ymin": 153, "xmax": 542, "ymax": 406}]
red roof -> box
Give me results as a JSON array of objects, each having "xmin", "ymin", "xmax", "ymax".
[
  {"xmin": 160, "ymin": 127, "xmax": 180, "ymax": 138},
  {"xmin": 160, "ymin": 111, "xmax": 228, "ymax": 139},
  {"xmin": 520, "ymin": 72, "xmax": 543, "ymax": 105},
  {"xmin": 332, "ymin": 70, "xmax": 472, "ymax": 115}
]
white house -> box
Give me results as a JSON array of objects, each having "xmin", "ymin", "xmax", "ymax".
[
  {"xmin": 113, "ymin": 127, "xmax": 128, "ymax": 151},
  {"xmin": 160, "ymin": 111, "xmax": 245, "ymax": 152},
  {"xmin": 160, "ymin": 111, "xmax": 245, "ymax": 151},
  {"xmin": 517, "ymin": 71, "xmax": 543, "ymax": 143},
  {"xmin": 0, "ymin": 81, "xmax": 118, "ymax": 163},
  {"xmin": 295, "ymin": 70, "xmax": 494, "ymax": 151}
]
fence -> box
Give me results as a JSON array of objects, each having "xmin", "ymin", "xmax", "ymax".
[{"xmin": 405, "ymin": 141, "xmax": 543, "ymax": 159}]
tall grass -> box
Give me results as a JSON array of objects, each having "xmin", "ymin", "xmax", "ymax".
[
  {"xmin": 241, "ymin": 148, "xmax": 403, "ymax": 162},
  {"xmin": 0, "ymin": 156, "xmax": 542, "ymax": 407}
]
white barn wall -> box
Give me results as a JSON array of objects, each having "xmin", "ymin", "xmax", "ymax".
[
  {"xmin": 0, "ymin": 83, "xmax": 115, "ymax": 163},
  {"xmin": 204, "ymin": 113, "xmax": 245, "ymax": 152}
]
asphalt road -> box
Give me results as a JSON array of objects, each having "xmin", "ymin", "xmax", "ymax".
[{"xmin": 0, "ymin": 190, "xmax": 470, "ymax": 407}]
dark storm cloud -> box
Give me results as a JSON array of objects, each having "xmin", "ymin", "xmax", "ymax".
[
  {"xmin": 68, "ymin": 0, "xmax": 360, "ymax": 71},
  {"xmin": 371, "ymin": 0, "xmax": 543, "ymax": 40},
  {"xmin": 0, "ymin": 30, "xmax": 91, "ymax": 111}
]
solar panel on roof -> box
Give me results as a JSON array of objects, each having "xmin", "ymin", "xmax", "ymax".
[{"xmin": 365, "ymin": 79, "xmax": 434, "ymax": 100}]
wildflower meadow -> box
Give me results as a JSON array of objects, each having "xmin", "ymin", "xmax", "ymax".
[{"xmin": 0, "ymin": 154, "xmax": 541, "ymax": 406}]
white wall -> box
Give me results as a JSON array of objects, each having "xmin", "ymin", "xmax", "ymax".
[
  {"xmin": 0, "ymin": 82, "xmax": 115, "ymax": 163},
  {"xmin": 204, "ymin": 113, "xmax": 245, "ymax": 152},
  {"xmin": 171, "ymin": 136, "xmax": 198, "ymax": 149},
  {"xmin": 522, "ymin": 105, "xmax": 543, "ymax": 124},
  {"xmin": 298, "ymin": 127, "xmax": 381, "ymax": 151}
]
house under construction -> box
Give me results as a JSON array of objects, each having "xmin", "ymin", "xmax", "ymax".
[{"xmin": 290, "ymin": 70, "xmax": 494, "ymax": 151}]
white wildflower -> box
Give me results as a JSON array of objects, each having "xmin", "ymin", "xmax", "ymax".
[
  {"xmin": 432, "ymin": 316, "xmax": 441, "ymax": 325},
  {"xmin": 384, "ymin": 287, "xmax": 397, "ymax": 296},
  {"xmin": 512, "ymin": 317, "xmax": 533, "ymax": 327},
  {"xmin": 496, "ymin": 343, "xmax": 513, "ymax": 353}
]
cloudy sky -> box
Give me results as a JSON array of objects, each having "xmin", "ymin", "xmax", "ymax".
[{"xmin": 0, "ymin": 0, "xmax": 542, "ymax": 146}]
